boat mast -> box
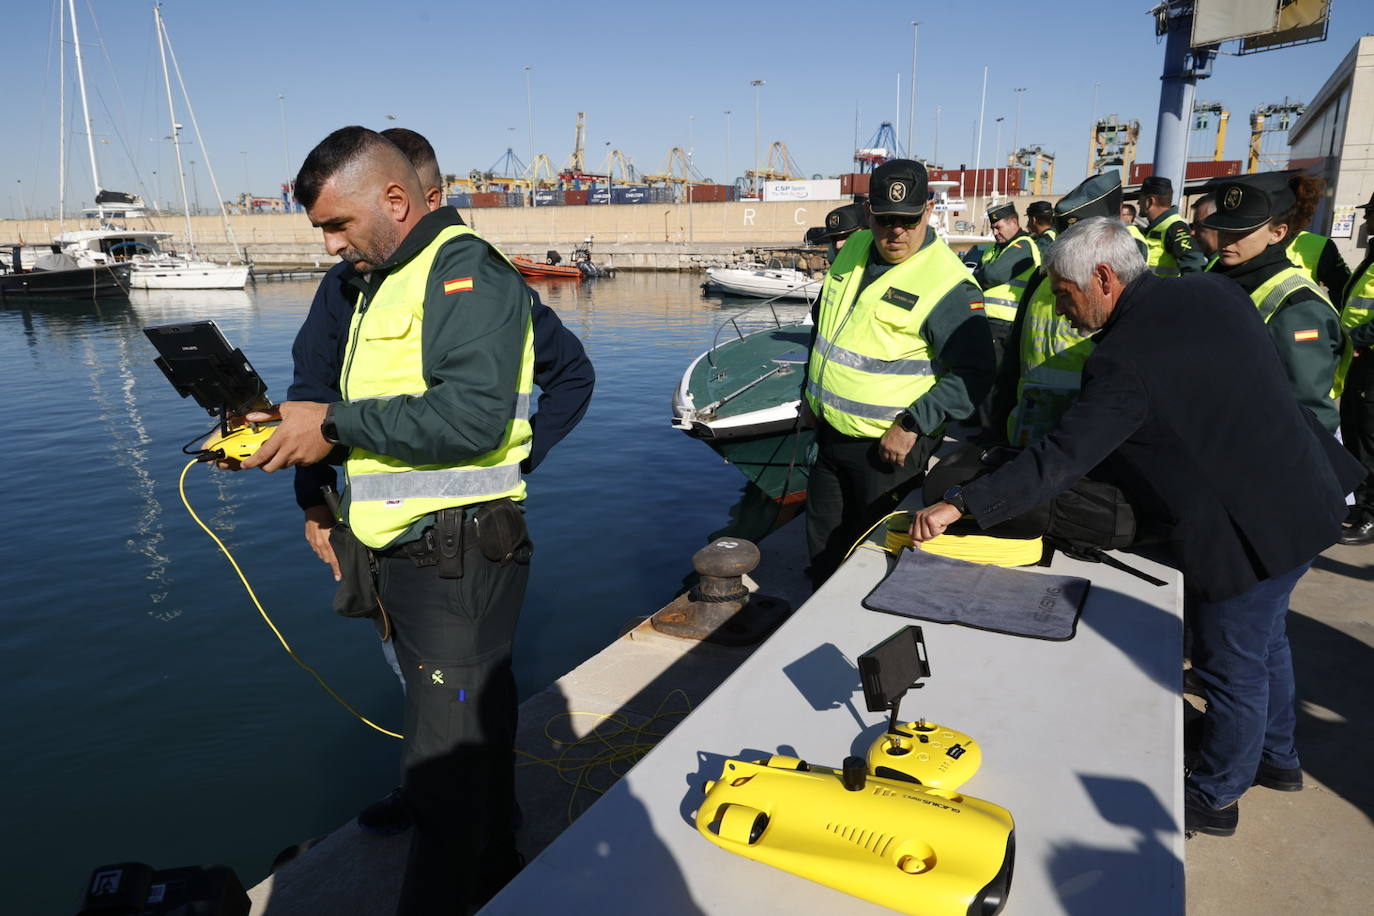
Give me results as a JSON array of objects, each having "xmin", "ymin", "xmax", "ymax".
[
  {"xmin": 154, "ymin": 3, "xmax": 195, "ymax": 255},
  {"xmin": 58, "ymin": 0, "xmax": 66, "ymax": 226},
  {"xmin": 159, "ymin": 4, "xmax": 244, "ymax": 262},
  {"xmin": 67, "ymin": 0, "xmax": 103, "ymax": 218}
]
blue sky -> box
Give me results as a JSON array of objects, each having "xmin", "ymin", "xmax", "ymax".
[{"xmin": 2, "ymin": 0, "xmax": 1370, "ymax": 217}]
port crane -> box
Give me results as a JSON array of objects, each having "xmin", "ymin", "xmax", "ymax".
[
  {"xmin": 558, "ymin": 112, "xmax": 609, "ymax": 189},
  {"xmin": 854, "ymin": 121, "xmax": 903, "ymax": 173},
  {"xmin": 1188, "ymin": 100, "xmax": 1229, "ymax": 162},
  {"xmin": 1088, "ymin": 115, "xmax": 1140, "ymax": 175},
  {"xmin": 1247, "ymin": 100, "xmax": 1305, "ymax": 173},
  {"xmin": 744, "ymin": 142, "xmax": 802, "ymax": 183},
  {"xmin": 1010, "ymin": 146, "xmax": 1055, "ymax": 196}
]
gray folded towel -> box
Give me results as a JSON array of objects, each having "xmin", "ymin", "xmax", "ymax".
[{"xmin": 862, "ymin": 548, "xmax": 1091, "ymax": 641}]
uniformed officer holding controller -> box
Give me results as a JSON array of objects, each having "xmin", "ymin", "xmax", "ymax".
[
  {"xmin": 240, "ymin": 126, "xmax": 534, "ymax": 914},
  {"xmin": 802, "ymin": 159, "xmax": 996, "ymax": 585}
]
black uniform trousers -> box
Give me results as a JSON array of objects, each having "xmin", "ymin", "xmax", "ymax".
[
  {"xmin": 377, "ymin": 520, "xmax": 530, "ymax": 915},
  {"xmin": 806, "ymin": 420, "xmax": 936, "ymax": 586},
  {"xmin": 1341, "ymin": 351, "xmax": 1374, "ymax": 511}
]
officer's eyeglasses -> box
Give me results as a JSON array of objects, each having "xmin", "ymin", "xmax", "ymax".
[{"xmin": 873, "ymin": 214, "xmax": 922, "ymax": 230}]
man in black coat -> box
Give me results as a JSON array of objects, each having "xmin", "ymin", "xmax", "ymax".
[{"xmin": 910, "ymin": 217, "xmax": 1362, "ymax": 836}]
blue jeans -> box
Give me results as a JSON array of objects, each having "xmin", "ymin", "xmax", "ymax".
[{"xmin": 1186, "ymin": 559, "xmax": 1312, "ymax": 809}]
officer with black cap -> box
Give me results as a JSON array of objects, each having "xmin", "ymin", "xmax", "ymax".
[
  {"xmin": 1026, "ymin": 200, "xmax": 1056, "ymax": 257},
  {"xmin": 1139, "ymin": 175, "xmax": 1208, "ymax": 276},
  {"xmin": 1337, "ymin": 191, "xmax": 1374, "ymax": 545},
  {"xmin": 974, "ymin": 201, "xmax": 1041, "ymax": 342},
  {"xmin": 802, "ymin": 159, "xmax": 995, "ymax": 585},
  {"xmin": 983, "ymin": 171, "xmax": 1136, "ymax": 445},
  {"xmin": 1203, "ymin": 172, "xmax": 1344, "ymax": 434}
]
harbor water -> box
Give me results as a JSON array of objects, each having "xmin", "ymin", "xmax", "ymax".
[{"xmin": 0, "ymin": 272, "xmax": 809, "ymax": 913}]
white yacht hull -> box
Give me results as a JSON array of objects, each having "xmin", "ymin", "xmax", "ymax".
[
  {"xmin": 129, "ymin": 261, "xmax": 249, "ymax": 290},
  {"xmin": 705, "ymin": 267, "xmax": 821, "ymax": 302}
]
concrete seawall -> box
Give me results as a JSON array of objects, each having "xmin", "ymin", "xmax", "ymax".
[{"xmin": 1, "ymin": 194, "xmax": 1054, "ymax": 270}]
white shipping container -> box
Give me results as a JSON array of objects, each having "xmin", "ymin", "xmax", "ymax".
[{"xmin": 762, "ymin": 179, "xmax": 844, "ymax": 202}]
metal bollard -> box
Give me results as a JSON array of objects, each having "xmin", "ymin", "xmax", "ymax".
[{"xmin": 650, "ymin": 538, "xmax": 791, "ymax": 646}]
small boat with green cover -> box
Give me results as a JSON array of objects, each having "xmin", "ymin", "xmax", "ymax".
[{"xmin": 672, "ymin": 318, "xmax": 814, "ymax": 503}]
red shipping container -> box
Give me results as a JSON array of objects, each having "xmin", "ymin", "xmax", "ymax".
[
  {"xmin": 690, "ymin": 184, "xmax": 729, "ymax": 202},
  {"xmin": 565, "ymin": 189, "xmax": 589, "ymax": 205},
  {"xmin": 1130, "ymin": 161, "xmax": 1242, "ymax": 185},
  {"xmin": 839, "ymin": 173, "xmax": 871, "ymax": 196},
  {"xmin": 470, "ymin": 192, "xmax": 503, "ymax": 208}
]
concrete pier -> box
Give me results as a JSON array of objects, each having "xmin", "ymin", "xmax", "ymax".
[
  {"xmin": 242, "ymin": 520, "xmax": 1374, "ymax": 915},
  {"xmin": 0, "ymin": 194, "xmax": 1051, "ymax": 270}
]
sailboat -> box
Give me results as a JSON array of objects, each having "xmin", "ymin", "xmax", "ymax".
[{"xmin": 53, "ymin": 2, "xmax": 249, "ymax": 290}]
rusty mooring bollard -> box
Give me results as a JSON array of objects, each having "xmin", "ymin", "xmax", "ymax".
[{"xmin": 650, "ymin": 538, "xmax": 791, "ymax": 646}]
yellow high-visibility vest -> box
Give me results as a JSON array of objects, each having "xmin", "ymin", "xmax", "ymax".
[
  {"xmin": 1336, "ymin": 261, "xmax": 1374, "ymax": 390},
  {"xmin": 341, "ymin": 223, "xmax": 534, "ymax": 549},
  {"xmin": 980, "ymin": 235, "xmax": 1042, "ymax": 323},
  {"xmin": 1249, "ymin": 263, "xmax": 1346, "ymax": 400},
  {"xmin": 1007, "ymin": 273, "xmax": 1095, "ymax": 447},
  {"xmin": 806, "ymin": 230, "xmax": 977, "ymax": 439},
  {"xmin": 1144, "ymin": 212, "xmax": 1186, "ymax": 277}
]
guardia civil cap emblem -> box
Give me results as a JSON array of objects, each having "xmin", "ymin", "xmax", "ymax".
[{"xmin": 888, "ymin": 181, "xmax": 908, "ymax": 202}]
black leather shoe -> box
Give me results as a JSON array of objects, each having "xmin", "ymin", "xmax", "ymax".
[
  {"xmin": 1185, "ymin": 799, "xmax": 1238, "ymax": 836},
  {"xmin": 1339, "ymin": 517, "xmax": 1374, "ymax": 546},
  {"xmin": 1254, "ymin": 761, "xmax": 1303, "ymax": 792}
]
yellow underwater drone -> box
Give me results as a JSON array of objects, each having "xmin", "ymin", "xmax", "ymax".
[{"xmin": 695, "ymin": 627, "xmax": 1015, "ymax": 916}]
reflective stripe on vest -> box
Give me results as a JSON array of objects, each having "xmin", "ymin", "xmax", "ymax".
[
  {"xmin": 1287, "ymin": 231, "xmax": 1327, "ymax": 283},
  {"xmin": 341, "ymin": 223, "xmax": 535, "ymax": 549},
  {"xmin": 1248, "ymin": 264, "xmax": 1346, "ymax": 399},
  {"xmin": 1144, "ymin": 212, "xmax": 1185, "ymax": 277},
  {"xmin": 1007, "ymin": 273, "xmax": 1095, "ymax": 447},
  {"xmin": 805, "ymin": 229, "xmax": 976, "ymax": 438},
  {"xmin": 982, "ymin": 235, "xmax": 1041, "ymax": 323},
  {"xmin": 1336, "ymin": 263, "xmax": 1374, "ymax": 390}
]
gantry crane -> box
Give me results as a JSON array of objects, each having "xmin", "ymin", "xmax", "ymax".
[
  {"xmin": 1011, "ymin": 146, "xmax": 1055, "ymax": 196},
  {"xmin": 1189, "ymin": 100, "xmax": 1229, "ymax": 162},
  {"xmin": 599, "ymin": 148, "xmax": 643, "ymax": 185},
  {"xmin": 1248, "ymin": 100, "xmax": 1306, "ymax": 173},
  {"xmin": 745, "ymin": 142, "xmax": 803, "ymax": 182},
  {"xmin": 854, "ymin": 122, "xmax": 902, "ymax": 173},
  {"xmin": 1089, "ymin": 115, "xmax": 1140, "ymax": 175}
]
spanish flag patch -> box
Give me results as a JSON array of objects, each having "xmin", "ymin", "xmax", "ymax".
[
  {"xmin": 443, "ymin": 276, "xmax": 474, "ymax": 295},
  {"xmin": 970, "ymin": 300, "xmax": 985, "ymax": 311},
  {"xmin": 1293, "ymin": 329, "xmax": 1319, "ymax": 341}
]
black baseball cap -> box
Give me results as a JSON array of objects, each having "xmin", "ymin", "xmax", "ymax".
[
  {"xmin": 1026, "ymin": 200, "xmax": 1053, "ymax": 220},
  {"xmin": 869, "ymin": 159, "xmax": 928, "ymax": 217},
  {"xmin": 1201, "ymin": 173, "xmax": 1294, "ymax": 233},
  {"xmin": 986, "ymin": 201, "xmax": 1017, "ymax": 223},
  {"xmin": 819, "ymin": 202, "xmax": 866, "ymax": 240},
  {"xmin": 1055, "ymin": 171, "xmax": 1123, "ymax": 232},
  {"xmin": 1140, "ymin": 175, "xmax": 1173, "ymax": 198},
  {"xmin": 803, "ymin": 226, "xmax": 827, "ymax": 246}
]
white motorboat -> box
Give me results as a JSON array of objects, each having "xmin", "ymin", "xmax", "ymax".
[{"xmin": 703, "ymin": 258, "xmax": 823, "ymax": 302}]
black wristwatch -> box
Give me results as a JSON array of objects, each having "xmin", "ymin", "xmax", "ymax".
[
  {"xmin": 321, "ymin": 404, "xmax": 341, "ymax": 445},
  {"xmin": 942, "ymin": 485, "xmax": 968, "ymax": 515},
  {"xmin": 899, "ymin": 410, "xmax": 920, "ymax": 433}
]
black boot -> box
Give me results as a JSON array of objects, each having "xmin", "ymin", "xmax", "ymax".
[{"xmin": 1185, "ymin": 799, "xmax": 1238, "ymax": 836}]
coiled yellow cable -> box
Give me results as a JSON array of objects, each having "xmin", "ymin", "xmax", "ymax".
[{"xmin": 178, "ymin": 459, "xmax": 403, "ymax": 739}]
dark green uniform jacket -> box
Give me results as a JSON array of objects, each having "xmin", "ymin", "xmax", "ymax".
[
  {"xmin": 973, "ymin": 231, "xmax": 1037, "ymax": 294},
  {"xmin": 1213, "ymin": 242, "xmax": 1342, "ymax": 433},
  {"xmin": 1143, "ymin": 206, "xmax": 1208, "ymax": 275},
  {"xmin": 333, "ymin": 207, "xmax": 529, "ymax": 476}
]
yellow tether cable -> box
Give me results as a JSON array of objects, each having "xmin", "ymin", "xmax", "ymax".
[
  {"xmin": 178, "ymin": 459, "xmax": 403, "ymax": 739},
  {"xmin": 515, "ymin": 688, "xmax": 695, "ymax": 825}
]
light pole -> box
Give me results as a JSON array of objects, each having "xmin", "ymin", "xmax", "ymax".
[
  {"xmin": 688, "ymin": 114, "xmax": 695, "ymax": 170},
  {"xmin": 1087, "ymin": 80, "xmax": 1101, "ymax": 177},
  {"xmin": 750, "ymin": 79, "xmax": 765, "ymax": 197},
  {"xmin": 993, "ymin": 118, "xmax": 1004, "ymax": 198},
  {"xmin": 1012, "ymin": 87, "xmax": 1027, "ymax": 161},
  {"xmin": 278, "ymin": 94, "xmax": 289, "ymax": 192},
  {"xmin": 934, "ymin": 105, "xmax": 942, "ymax": 167},
  {"xmin": 240, "ymin": 150, "xmax": 249, "ymax": 196},
  {"xmin": 523, "ymin": 66, "xmax": 534, "ymax": 168},
  {"xmin": 723, "ymin": 110, "xmax": 732, "ymax": 188},
  {"xmin": 908, "ymin": 21, "xmax": 920, "ymax": 157}
]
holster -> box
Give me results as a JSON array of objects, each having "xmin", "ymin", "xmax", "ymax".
[
  {"xmin": 436, "ymin": 506, "xmax": 464, "ymax": 579},
  {"xmin": 472, "ymin": 498, "xmax": 533, "ymax": 564},
  {"xmin": 328, "ymin": 523, "xmax": 381, "ymax": 619}
]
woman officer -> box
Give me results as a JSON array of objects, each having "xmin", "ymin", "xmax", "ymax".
[{"xmin": 1203, "ymin": 173, "xmax": 1345, "ymax": 433}]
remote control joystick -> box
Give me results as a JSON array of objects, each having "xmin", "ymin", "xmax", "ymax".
[
  {"xmin": 866, "ymin": 721, "xmax": 982, "ymax": 791},
  {"xmin": 202, "ymin": 421, "xmax": 280, "ymax": 462}
]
